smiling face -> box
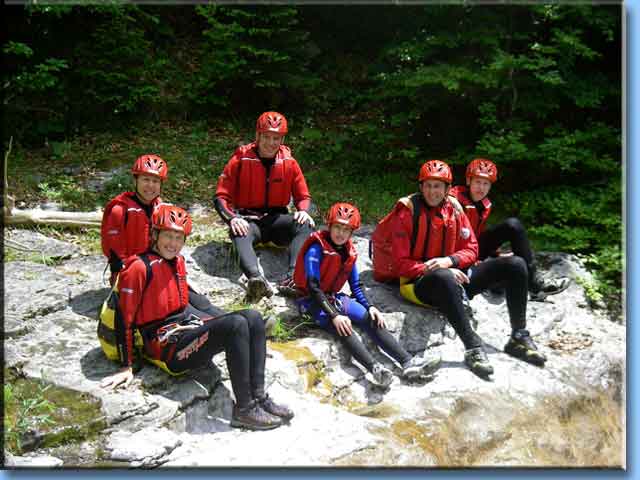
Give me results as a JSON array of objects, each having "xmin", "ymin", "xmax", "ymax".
[
  {"xmin": 135, "ymin": 174, "xmax": 162, "ymax": 204},
  {"xmin": 420, "ymin": 179, "xmax": 449, "ymax": 207},
  {"xmin": 256, "ymin": 131, "xmax": 284, "ymax": 158},
  {"xmin": 153, "ymin": 229, "xmax": 185, "ymax": 260},
  {"xmin": 329, "ymin": 223, "xmax": 353, "ymax": 246},
  {"xmin": 467, "ymin": 176, "xmax": 492, "ymax": 202}
]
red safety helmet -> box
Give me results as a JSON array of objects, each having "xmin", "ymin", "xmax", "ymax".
[
  {"xmin": 466, "ymin": 158, "xmax": 498, "ymax": 183},
  {"xmin": 152, "ymin": 204, "xmax": 192, "ymax": 237},
  {"xmin": 256, "ymin": 111, "xmax": 288, "ymax": 135},
  {"xmin": 326, "ymin": 202, "xmax": 361, "ymax": 231},
  {"xmin": 419, "ymin": 160, "xmax": 453, "ymax": 184},
  {"xmin": 132, "ymin": 154, "xmax": 168, "ymax": 181}
]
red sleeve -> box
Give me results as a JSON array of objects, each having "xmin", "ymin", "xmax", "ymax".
[
  {"xmin": 103, "ymin": 203, "xmax": 127, "ymax": 261},
  {"xmin": 451, "ymin": 211, "xmax": 479, "ymax": 269},
  {"xmin": 214, "ymin": 154, "xmax": 241, "ymax": 220},
  {"xmin": 391, "ymin": 204, "xmax": 427, "ymax": 280},
  {"xmin": 117, "ymin": 258, "xmax": 148, "ymax": 366},
  {"xmin": 290, "ymin": 160, "xmax": 312, "ymax": 211}
]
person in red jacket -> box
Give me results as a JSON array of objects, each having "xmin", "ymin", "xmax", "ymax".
[
  {"xmin": 450, "ymin": 158, "xmax": 569, "ymax": 301},
  {"xmin": 101, "ymin": 155, "xmax": 167, "ymax": 285},
  {"xmin": 392, "ymin": 160, "xmax": 547, "ymax": 378},
  {"xmin": 100, "ymin": 204, "xmax": 292, "ymax": 431},
  {"xmin": 214, "ymin": 111, "xmax": 315, "ymax": 301},
  {"xmin": 293, "ymin": 203, "xmax": 441, "ymax": 389}
]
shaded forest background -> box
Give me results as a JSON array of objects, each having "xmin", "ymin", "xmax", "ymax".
[{"xmin": 3, "ymin": 4, "xmax": 622, "ymax": 316}]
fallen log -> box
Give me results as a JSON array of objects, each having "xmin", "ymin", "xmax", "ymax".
[{"xmin": 5, "ymin": 208, "xmax": 102, "ymax": 228}]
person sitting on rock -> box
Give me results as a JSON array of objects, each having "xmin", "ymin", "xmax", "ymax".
[
  {"xmin": 450, "ymin": 158, "xmax": 570, "ymax": 301},
  {"xmin": 214, "ymin": 111, "xmax": 315, "ymax": 302},
  {"xmin": 293, "ymin": 202, "xmax": 442, "ymax": 389},
  {"xmin": 392, "ymin": 160, "xmax": 547, "ymax": 378},
  {"xmin": 100, "ymin": 204, "xmax": 293, "ymax": 431},
  {"xmin": 101, "ymin": 154, "xmax": 167, "ymax": 285}
]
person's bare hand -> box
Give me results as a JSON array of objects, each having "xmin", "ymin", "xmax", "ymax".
[
  {"xmin": 100, "ymin": 367, "xmax": 134, "ymax": 390},
  {"xmin": 230, "ymin": 217, "xmax": 250, "ymax": 236},
  {"xmin": 450, "ymin": 268, "xmax": 470, "ymax": 285},
  {"xmin": 424, "ymin": 256, "xmax": 453, "ymax": 273},
  {"xmin": 368, "ymin": 306, "xmax": 386, "ymax": 329},
  {"xmin": 294, "ymin": 210, "xmax": 315, "ymax": 227},
  {"xmin": 332, "ymin": 315, "xmax": 353, "ymax": 336}
]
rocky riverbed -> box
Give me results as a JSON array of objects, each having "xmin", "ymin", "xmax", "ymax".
[{"xmin": 3, "ymin": 225, "xmax": 625, "ymax": 468}]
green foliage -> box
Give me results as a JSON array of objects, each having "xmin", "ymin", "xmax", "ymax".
[
  {"xmin": 270, "ymin": 316, "xmax": 314, "ymax": 343},
  {"xmin": 4, "ymin": 380, "xmax": 56, "ymax": 454},
  {"xmin": 70, "ymin": 7, "xmax": 165, "ymax": 121},
  {"xmin": 583, "ymin": 245, "xmax": 623, "ymax": 321},
  {"xmin": 189, "ymin": 5, "xmax": 319, "ymax": 110}
]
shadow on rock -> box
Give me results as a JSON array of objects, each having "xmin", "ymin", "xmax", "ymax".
[
  {"xmin": 190, "ymin": 241, "xmax": 291, "ymax": 283},
  {"xmin": 70, "ymin": 288, "xmax": 111, "ymax": 319},
  {"xmin": 80, "ymin": 346, "xmax": 122, "ymax": 382}
]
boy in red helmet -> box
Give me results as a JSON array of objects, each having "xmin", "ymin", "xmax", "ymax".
[
  {"xmin": 214, "ymin": 111, "xmax": 315, "ymax": 302},
  {"xmin": 450, "ymin": 158, "xmax": 570, "ymax": 301},
  {"xmin": 293, "ymin": 202, "xmax": 441, "ymax": 389},
  {"xmin": 101, "ymin": 154, "xmax": 167, "ymax": 285},
  {"xmin": 392, "ymin": 160, "xmax": 547, "ymax": 378},
  {"xmin": 100, "ymin": 204, "xmax": 293, "ymax": 431}
]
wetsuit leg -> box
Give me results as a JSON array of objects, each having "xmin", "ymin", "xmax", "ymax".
[
  {"xmin": 342, "ymin": 296, "xmax": 411, "ymax": 365},
  {"xmin": 187, "ymin": 287, "xmax": 226, "ymax": 318},
  {"xmin": 260, "ymin": 213, "xmax": 314, "ymax": 273},
  {"xmin": 234, "ymin": 309, "xmax": 267, "ymax": 399},
  {"xmin": 479, "ymin": 217, "xmax": 533, "ymax": 265},
  {"xmin": 413, "ymin": 269, "xmax": 483, "ymax": 349},
  {"xmin": 165, "ymin": 312, "xmax": 255, "ymax": 408},
  {"xmin": 465, "ymin": 256, "xmax": 528, "ymax": 331},
  {"xmin": 309, "ymin": 300, "xmax": 377, "ymax": 372},
  {"xmin": 231, "ymin": 221, "xmax": 263, "ymax": 278}
]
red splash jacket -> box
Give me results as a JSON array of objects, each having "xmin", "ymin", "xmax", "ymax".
[
  {"xmin": 449, "ymin": 186, "xmax": 492, "ymax": 238},
  {"xmin": 214, "ymin": 143, "xmax": 311, "ymax": 221},
  {"xmin": 101, "ymin": 192, "xmax": 162, "ymax": 263},
  {"xmin": 391, "ymin": 196, "xmax": 478, "ymax": 280},
  {"xmin": 293, "ymin": 230, "xmax": 357, "ymax": 295},
  {"xmin": 118, "ymin": 253, "xmax": 189, "ymax": 366}
]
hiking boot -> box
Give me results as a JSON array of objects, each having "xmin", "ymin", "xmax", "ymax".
[
  {"xmin": 258, "ymin": 394, "xmax": 294, "ymax": 421},
  {"xmin": 504, "ymin": 329, "xmax": 547, "ymax": 367},
  {"xmin": 231, "ymin": 401, "xmax": 282, "ymax": 431},
  {"xmin": 369, "ymin": 364, "xmax": 393, "ymax": 388},
  {"xmin": 464, "ymin": 347, "xmax": 494, "ymax": 377},
  {"xmin": 246, "ymin": 274, "xmax": 273, "ymax": 302},
  {"xmin": 276, "ymin": 274, "xmax": 298, "ymax": 298},
  {"xmin": 401, "ymin": 352, "xmax": 442, "ymax": 379}
]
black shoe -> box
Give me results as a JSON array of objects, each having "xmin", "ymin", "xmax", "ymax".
[
  {"xmin": 504, "ymin": 329, "xmax": 547, "ymax": 367},
  {"xmin": 231, "ymin": 401, "xmax": 282, "ymax": 431},
  {"xmin": 258, "ymin": 394, "xmax": 294, "ymax": 421},
  {"xmin": 464, "ymin": 347, "xmax": 494, "ymax": 377},
  {"xmin": 246, "ymin": 275, "xmax": 273, "ymax": 302},
  {"xmin": 276, "ymin": 274, "xmax": 299, "ymax": 298}
]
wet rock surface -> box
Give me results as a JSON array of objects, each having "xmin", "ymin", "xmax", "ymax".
[{"xmin": 3, "ymin": 228, "xmax": 625, "ymax": 468}]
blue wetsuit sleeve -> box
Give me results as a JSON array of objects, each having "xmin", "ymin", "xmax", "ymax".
[
  {"xmin": 348, "ymin": 263, "xmax": 371, "ymax": 311},
  {"xmin": 305, "ymin": 243, "xmax": 340, "ymax": 319}
]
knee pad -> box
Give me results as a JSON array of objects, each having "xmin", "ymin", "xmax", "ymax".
[
  {"xmin": 504, "ymin": 217, "xmax": 525, "ymax": 235},
  {"xmin": 503, "ymin": 255, "xmax": 528, "ymax": 278},
  {"xmin": 240, "ymin": 309, "xmax": 265, "ymax": 332}
]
